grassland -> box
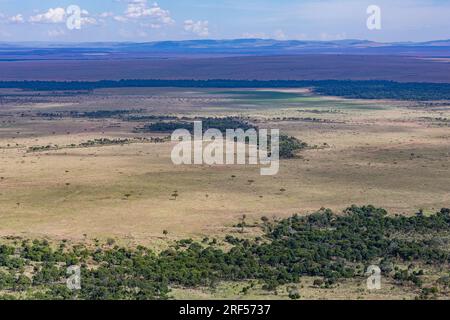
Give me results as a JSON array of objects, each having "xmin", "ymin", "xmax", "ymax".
[
  {"xmin": 0, "ymin": 87, "xmax": 449, "ymax": 299},
  {"xmin": 2, "ymin": 55, "xmax": 450, "ymax": 82},
  {"xmin": 0, "ymin": 87, "xmax": 449, "ymax": 245}
]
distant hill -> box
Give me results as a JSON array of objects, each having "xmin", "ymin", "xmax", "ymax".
[
  {"xmin": 1, "ymin": 39, "xmax": 450, "ymax": 82},
  {"xmin": 1, "ymin": 39, "xmax": 450, "ymax": 59}
]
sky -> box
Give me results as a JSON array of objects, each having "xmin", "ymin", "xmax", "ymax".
[{"xmin": 0, "ymin": 0, "xmax": 449, "ymax": 42}]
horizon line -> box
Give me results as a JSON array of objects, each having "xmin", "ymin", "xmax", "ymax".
[{"xmin": 1, "ymin": 38, "xmax": 450, "ymax": 45}]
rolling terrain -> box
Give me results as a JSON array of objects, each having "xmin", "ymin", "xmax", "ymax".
[
  {"xmin": 0, "ymin": 39, "xmax": 449, "ymax": 300},
  {"xmin": 0, "ymin": 86, "xmax": 449, "ymax": 299},
  {"xmin": 1, "ymin": 39, "xmax": 450, "ymax": 82}
]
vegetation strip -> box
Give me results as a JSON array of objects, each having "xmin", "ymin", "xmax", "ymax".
[
  {"xmin": 1, "ymin": 80, "xmax": 450, "ymax": 100},
  {"xmin": 1, "ymin": 206, "xmax": 449, "ymax": 300}
]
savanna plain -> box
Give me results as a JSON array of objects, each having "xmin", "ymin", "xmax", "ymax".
[{"xmin": 0, "ymin": 87, "xmax": 449, "ymax": 299}]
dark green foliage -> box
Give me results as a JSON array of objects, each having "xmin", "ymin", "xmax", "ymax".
[
  {"xmin": 36, "ymin": 110, "xmax": 147, "ymax": 120},
  {"xmin": 32, "ymin": 263, "xmax": 64, "ymax": 286},
  {"xmin": 279, "ymin": 135, "xmax": 308, "ymax": 158},
  {"xmin": 139, "ymin": 118, "xmax": 307, "ymax": 159},
  {"xmin": 417, "ymin": 287, "xmax": 439, "ymax": 300},
  {"xmin": 0, "ymin": 272, "xmax": 15, "ymax": 290},
  {"xmin": 0, "ymin": 206, "xmax": 449, "ymax": 299},
  {"xmin": 394, "ymin": 269, "xmax": 423, "ymax": 287},
  {"xmin": 14, "ymin": 275, "xmax": 32, "ymax": 291},
  {"xmin": 138, "ymin": 117, "xmax": 256, "ymax": 133},
  {"xmin": 70, "ymin": 110, "xmax": 138, "ymax": 119},
  {"xmin": 313, "ymin": 81, "xmax": 450, "ymax": 101},
  {"xmin": 141, "ymin": 121, "xmax": 194, "ymax": 133},
  {"xmin": 27, "ymin": 137, "xmax": 169, "ymax": 153},
  {"xmin": 75, "ymin": 110, "xmax": 134, "ymax": 119},
  {"xmin": 1, "ymin": 80, "xmax": 449, "ymax": 100},
  {"xmin": 124, "ymin": 115, "xmax": 178, "ymax": 122}
]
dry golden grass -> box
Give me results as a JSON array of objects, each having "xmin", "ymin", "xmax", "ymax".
[
  {"xmin": 170, "ymin": 277, "xmax": 422, "ymax": 300},
  {"xmin": 0, "ymin": 88, "xmax": 449, "ymax": 247}
]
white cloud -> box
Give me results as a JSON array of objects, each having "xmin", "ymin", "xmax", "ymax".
[
  {"xmin": 184, "ymin": 20, "xmax": 209, "ymax": 37},
  {"xmin": 28, "ymin": 7, "xmax": 96, "ymax": 27},
  {"xmin": 116, "ymin": 0, "xmax": 174, "ymax": 26},
  {"xmin": 9, "ymin": 14, "xmax": 24, "ymax": 24},
  {"xmin": 125, "ymin": 0, "xmax": 150, "ymax": 18},
  {"xmin": 29, "ymin": 7, "xmax": 66, "ymax": 23},
  {"xmin": 140, "ymin": 22, "xmax": 163, "ymax": 29},
  {"xmin": 114, "ymin": 16, "xmax": 128, "ymax": 22},
  {"xmin": 99, "ymin": 12, "xmax": 114, "ymax": 18},
  {"xmin": 81, "ymin": 16, "xmax": 97, "ymax": 26}
]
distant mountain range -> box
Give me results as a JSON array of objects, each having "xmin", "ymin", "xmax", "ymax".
[
  {"xmin": 1, "ymin": 39, "xmax": 450, "ymax": 82},
  {"xmin": 1, "ymin": 39, "xmax": 450, "ymax": 59}
]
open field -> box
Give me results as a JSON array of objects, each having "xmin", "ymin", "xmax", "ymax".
[
  {"xmin": 171, "ymin": 277, "xmax": 422, "ymax": 300},
  {"xmin": 0, "ymin": 87, "xmax": 449, "ymax": 247},
  {"xmin": 2, "ymin": 55, "xmax": 450, "ymax": 82}
]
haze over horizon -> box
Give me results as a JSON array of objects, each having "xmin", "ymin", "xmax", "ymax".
[{"xmin": 2, "ymin": 37, "xmax": 450, "ymax": 45}]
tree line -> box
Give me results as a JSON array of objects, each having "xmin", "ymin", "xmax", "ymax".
[
  {"xmin": 1, "ymin": 80, "xmax": 450, "ymax": 100},
  {"xmin": 0, "ymin": 206, "xmax": 449, "ymax": 299}
]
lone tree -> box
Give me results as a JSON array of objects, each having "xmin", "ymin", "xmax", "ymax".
[{"xmin": 240, "ymin": 214, "xmax": 247, "ymax": 233}]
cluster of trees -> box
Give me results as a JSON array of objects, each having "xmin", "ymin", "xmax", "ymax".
[
  {"xmin": 270, "ymin": 117, "xmax": 336, "ymax": 123},
  {"xmin": 77, "ymin": 138, "xmax": 131, "ymax": 148},
  {"xmin": 27, "ymin": 145, "xmax": 56, "ymax": 152},
  {"xmin": 27, "ymin": 139, "xmax": 132, "ymax": 152},
  {"xmin": 71, "ymin": 110, "xmax": 138, "ymax": 119},
  {"xmin": 123, "ymin": 115, "xmax": 178, "ymax": 122},
  {"xmin": 279, "ymin": 135, "xmax": 308, "ymax": 158},
  {"xmin": 36, "ymin": 110, "xmax": 138, "ymax": 119},
  {"xmin": 312, "ymin": 81, "xmax": 450, "ymax": 101},
  {"xmin": 139, "ymin": 121, "xmax": 194, "ymax": 133},
  {"xmin": 137, "ymin": 117, "xmax": 256, "ymax": 133},
  {"xmin": 27, "ymin": 137, "xmax": 169, "ymax": 153},
  {"xmin": 1, "ymin": 80, "xmax": 450, "ymax": 100},
  {"xmin": 0, "ymin": 206, "xmax": 449, "ymax": 300},
  {"xmin": 137, "ymin": 117, "xmax": 307, "ymax": 159}
]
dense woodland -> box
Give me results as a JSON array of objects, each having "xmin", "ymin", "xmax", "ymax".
[
  {"xmin": 1, "ymin": 80, "xmax": 450, "ymax": 100},
  {"xmin": 0, "ymin": 206, "xmax": 449, "ymax": 300},
  {"xmin": 136, "ymin": 117, "xmax": 307, "ymax": 159},
  {"xmin": 137, "ymin": 117, "xmax": 256, "ymax": 133}
]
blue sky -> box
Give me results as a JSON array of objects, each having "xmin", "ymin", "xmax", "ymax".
[{"xmin": 0, "ymin": 0, "xmax": 449, "ymax": 42}]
